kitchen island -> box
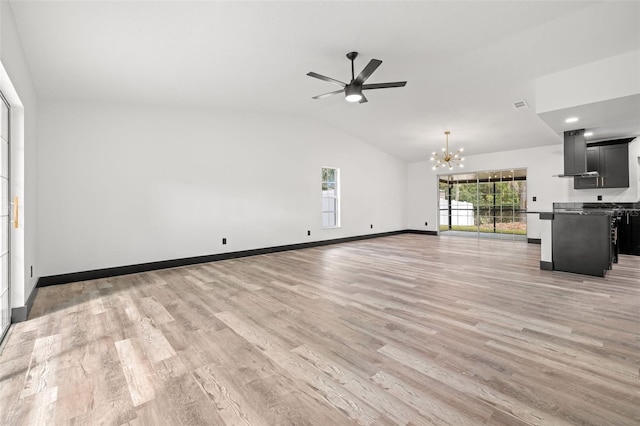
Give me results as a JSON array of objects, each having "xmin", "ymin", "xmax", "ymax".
[{"xmin": 539, "ymin": 202, "xmax": 640, "ymax": 277}]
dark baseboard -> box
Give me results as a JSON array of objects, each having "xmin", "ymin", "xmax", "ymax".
[
  {"xmin": 11, "ymin": 307, "xmax": 27, "ymax": 323},
  {"xmin": 11, "ymin": 283, "xmax": 38, "ymax": 323},
  {"xmin": 38, "ymin": 230, "xmax": 436, "ymax": 287},
  {"xmin": 527, "ymin": 238, "xmax": 541, "ymax": 244},
  {"xmin": 405, "ymin": 229, "xmax": 438, "ymax": 235},
  {"xmin": 540, "ymin": 261, "xmax": 553, "ymax": 271}
]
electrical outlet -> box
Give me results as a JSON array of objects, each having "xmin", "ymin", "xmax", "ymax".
[
  {"xmin": 222, "ymin": 238, "xmax": 227, "ymax": 245},
  {"xmin": 370, "ymin": 224, "xmax": 373, "ymax": 229},
  {"xmin": 307, "ymin": 230, "xmax": 311, "ymax": 236},
  {"xmin": 532, "ymin": 196, "xmax": 537, "ymax": 202},
  {"xmin": 597, "ymin": 195, "xmax": 603, "ymax": 201},
  {"xmin": 425, "ymin": 222, "xmax": 428, "ymax": 226},
  {"xmin": 30, "ymin": 265, "xmax": 33, "ymax": 277}
]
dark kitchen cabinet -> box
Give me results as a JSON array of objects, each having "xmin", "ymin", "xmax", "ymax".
[
  {"xmin": 552, "ymin": 213, "xmax": 612, "ymax": 277},
  {"xmin": 618, "ymin": 213, "xmax": 640, "ymax": 255},
  {"xmin": 574, "ymin": 143, "xmax": 629, "ymax": 189}
]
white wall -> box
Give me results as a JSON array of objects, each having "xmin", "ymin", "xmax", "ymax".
[
  {"xmin": 536, "ymin": 50, "xmax": 640, "ymax": 113},
  {"xmin": 37, "ymin": 101, "xmax": 407, "ymax": 276},
  {"xmin": 1, "ymin": 2, "xmax": 38, "ymax": 311},
  {"xmin": 408, "ymin": 139, "xmax": 639, "ymax": 239}
]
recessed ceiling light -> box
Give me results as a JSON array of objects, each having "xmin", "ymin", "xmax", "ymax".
[
  {"xmin": 565, "ymin": 117, "xmax": 579, "ymax": 123},
  {"xmin": 584, "ymin": 132, "xmax": 593, "ymax": 137}
]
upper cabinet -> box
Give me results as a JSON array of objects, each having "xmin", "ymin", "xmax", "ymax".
[{"xmin": 574, "ymin": 141, "xmax": 630, "ymax": 189}]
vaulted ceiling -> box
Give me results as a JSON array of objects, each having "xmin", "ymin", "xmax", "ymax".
[{"xmin": 8, "ymin": 1, "xmax": 640, "ymax": 161}]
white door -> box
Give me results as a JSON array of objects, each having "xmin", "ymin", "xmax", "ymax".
[{"xmin": 0, "ymin": 93, "xmax": 9, "ymax": 341}]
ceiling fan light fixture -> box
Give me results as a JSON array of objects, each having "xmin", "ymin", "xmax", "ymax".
[
  {"xmin": 345, "ymin": 85, "xmax": 362, "ymax": 103},
  {"xmin": 308, "ymin": 52, "xmax": 407, "ymax": 104}
]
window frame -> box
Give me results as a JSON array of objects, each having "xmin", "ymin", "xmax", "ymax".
[
  {"xmin": 321, "ymin": 166, "xmax": 340, "ymax": 229},
  {"xmin": 437, "ymin": 168, "xmax": 527, "ymax": 238}
]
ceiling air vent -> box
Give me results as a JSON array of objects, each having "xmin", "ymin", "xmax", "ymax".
[{"xmin": 512, "ymin": 100, "xmax": 528, "ymax": 109}]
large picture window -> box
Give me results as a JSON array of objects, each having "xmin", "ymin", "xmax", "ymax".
[
  {"xmin": 438, "ymin": 169, "xmax": 527, "ymax": 240},
  {"xmin": 322, "ymin": 167, "xmax": 340, "ymax": 228}
]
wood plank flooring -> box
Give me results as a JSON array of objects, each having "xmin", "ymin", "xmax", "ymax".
[{"xmin": 1, "ymin": 234, "xmax": 639, "ymax": 425}]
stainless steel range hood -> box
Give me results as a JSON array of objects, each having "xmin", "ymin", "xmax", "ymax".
[
  {"xmin": 556, "ymin": 171, "xmax": 599, "ymax": 178},
  {"xmin": 554, "ymin": 129, "xmax": 600, "ymax": 178}
]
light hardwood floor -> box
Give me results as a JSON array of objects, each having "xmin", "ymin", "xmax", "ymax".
[{"xmin": 1, "ymin": 234, "xmax": 639, "ymax": 425}]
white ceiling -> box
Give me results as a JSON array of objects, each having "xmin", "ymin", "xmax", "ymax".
[{"xmin": 8, "ymin": 1, "xmax": 640, "ymax": 161}]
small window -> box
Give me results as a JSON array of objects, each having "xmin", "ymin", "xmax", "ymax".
[{"xmin": 322, "ymin": 167, "xmax": 340, "ymax": 228}]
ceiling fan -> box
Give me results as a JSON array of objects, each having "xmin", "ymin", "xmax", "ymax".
[{"xmin": 307, "ymin": 52, "xmax": 407, "ymax": 104}]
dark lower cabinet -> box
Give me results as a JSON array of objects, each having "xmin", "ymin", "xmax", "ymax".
[
  {"xmin": 552, "ymin": 213, "xmax": 611, "ymax": 277},
  {"xmin": 618, "ymin": 214, "xmax": 640, "ymax": 255},
  {"xmin": 574, "ymin": 142, "xmax": 629, "ymax": 189}
]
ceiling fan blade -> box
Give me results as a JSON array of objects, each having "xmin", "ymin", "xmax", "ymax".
[
  {"xmin": 307, "ymin": 72, "xmax": 346, "ymax": 87},
  {"xmin": 359, "ymin": 93, "xmax": 368, "ymax": 104},
  {"xmin": 354, "ymin": 59, "xmax": 382, "ymax": 84},
  {"xmin": 362, "ymin": 81, "xmax": 407, "ymax": 90},
  {"xmin": 312, "ymin": 89, "xmax": 344, "ymax": 100}
]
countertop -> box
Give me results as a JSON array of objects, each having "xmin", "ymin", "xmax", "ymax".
[
  {"xmin": 525, "ymin": 202, "xmax": 640, "ymax": 216},
  {"xmin": 524, "ymin": 210, "xmax": 637, "ymax": 215}
]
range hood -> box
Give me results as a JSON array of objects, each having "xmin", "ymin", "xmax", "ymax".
[{"xmin": 555, "ymin": 129, "xmax": 600, "ymax": 178}]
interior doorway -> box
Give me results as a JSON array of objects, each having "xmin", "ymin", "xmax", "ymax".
[{"xmin": 438, "ymin": 169, "xmax": 527, "ymax": 240}]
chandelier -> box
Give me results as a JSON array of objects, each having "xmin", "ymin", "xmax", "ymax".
[{"xmin": 431, "ymin": 131, "xmax": 464, "ymax": 170}]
